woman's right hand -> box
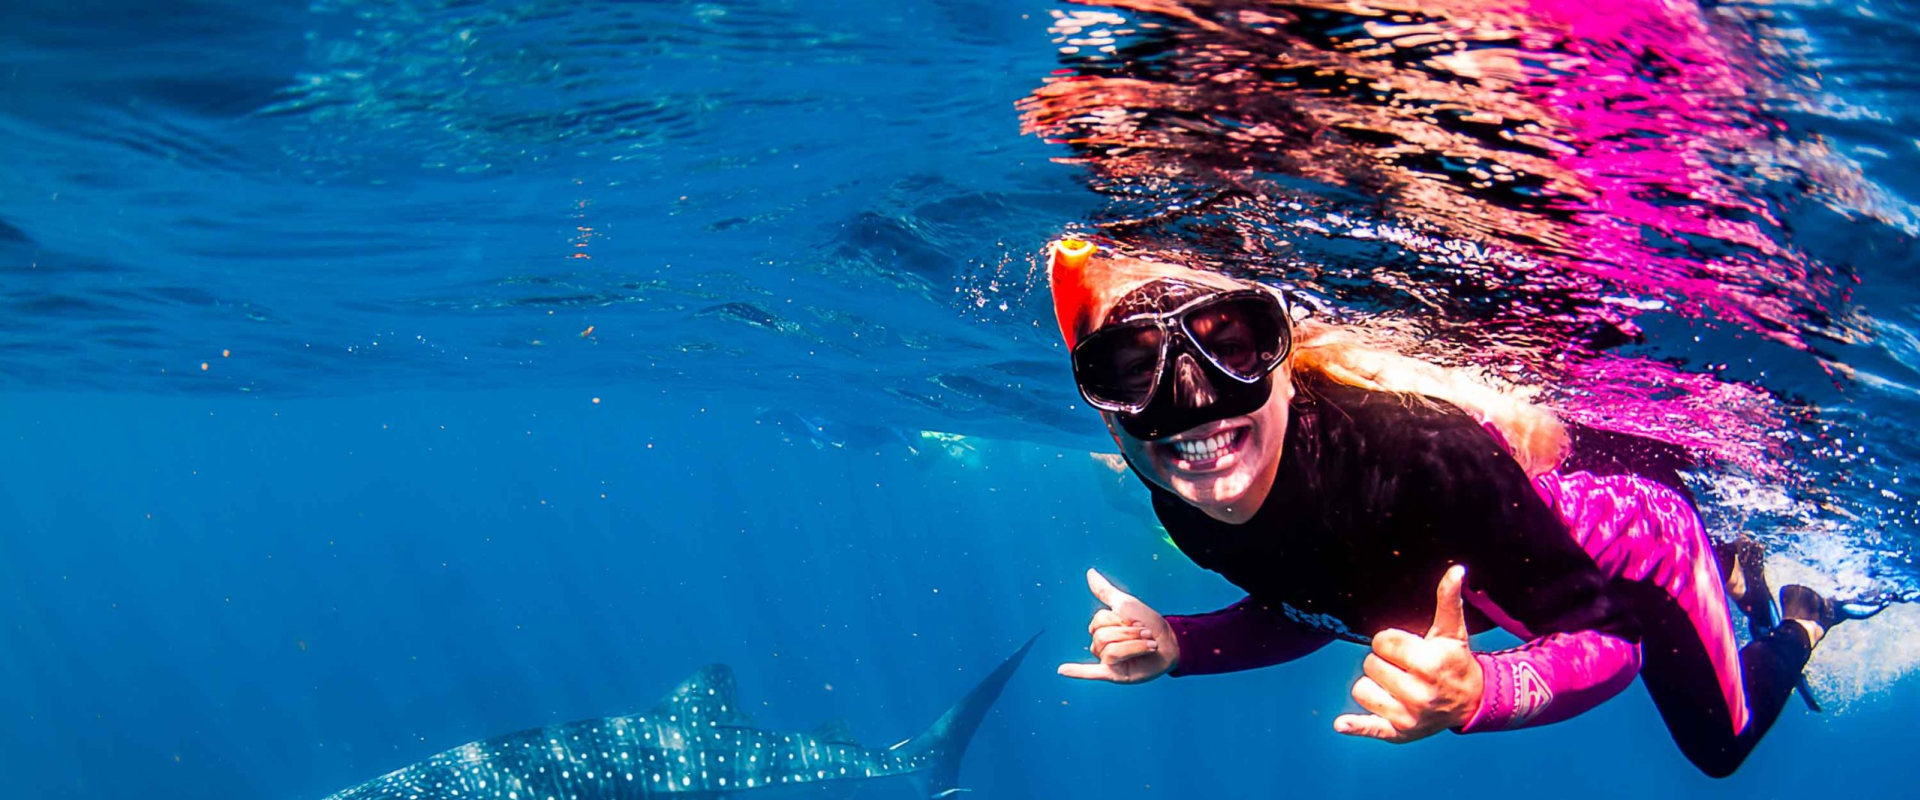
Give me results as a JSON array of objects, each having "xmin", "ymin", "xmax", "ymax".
[{"xmin": 1058, "ymin": 568, "xmax": 1180, "ymax": 684}]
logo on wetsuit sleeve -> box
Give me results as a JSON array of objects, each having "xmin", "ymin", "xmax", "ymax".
[
  {"xmin": 1278, "ymin": 601, "xmax": 1368, "ymax": 643},
  {"xmin": 1511, "ymin": 662, "xmax": 1554, "ymax": 725}
]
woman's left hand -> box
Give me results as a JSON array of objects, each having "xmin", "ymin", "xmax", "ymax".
[{"xmin": 1334, "ymin": 565, "xmax": 1485, "ymax": 743}]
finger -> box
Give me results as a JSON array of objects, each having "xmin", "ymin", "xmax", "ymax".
[
  {"xmin": 1333, "ymin": 713, "xmax": 1407, "ymax": 742},
  {"xmin": 1099, "ymin": 639, "xmax": 1158, "ymax": 666},
  {"xmin": 1368, "ymin": 628, "xmax": 1424, "ymax": 671},
  {"xmin": 1085, "ymin": 568, "xmax": 1137, "ymax": 609},
  {"xmin": 1363, "ymin": 653, "xmax": 1431, "ymax": 708},
  {"xmin": 1090, "ymin": 627, "xmax": 1152, "ymax": 660},
  {"xmin": 1088, "ymin": 608, "xmax": 1126, "ymax": 635},
  {"xmin": 1350, "ymin": 676, "xmax": 1416, "ymax": 731},
  {"xmin": 1057, "ymin": 662, "xmax": 1120, "ymax": 681},
  {"xmin": 1091, "ymin": 626, "xmax": 1149, "ymax": 656},
  {"xmin": 1428, "ymin": 565, "xmax": 1470, "ymax": 641}
]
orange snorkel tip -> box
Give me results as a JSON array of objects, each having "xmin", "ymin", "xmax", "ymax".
[{"xmin": 1051, "ymin": 237, "xmax": 1096, "ymax": 269}]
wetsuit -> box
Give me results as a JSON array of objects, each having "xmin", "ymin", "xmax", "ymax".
[{"xmin": 1154, "ymin": 376, "xmax": 1813, "ymax": 778}]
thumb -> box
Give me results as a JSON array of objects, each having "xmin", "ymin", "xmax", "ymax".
[
  {"xmin": 1334, "ymin": 713, "xmax": 1405, "ymax": 742},
  {"xmin": 1427, "ymin": 565, "xmax": 1469, "ymax": 641},
  {"xmin": 1058, "ymin": 662, "xmax": 1120, "ymax": 682},
  {"xmin": 1086, "ymin": 568, "xmax": 1136, "ymax": 609}
]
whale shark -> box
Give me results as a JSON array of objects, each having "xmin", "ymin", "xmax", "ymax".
[{"xmin": 322, "ymin": 635, "xmax": 1037, "ymax": 800}]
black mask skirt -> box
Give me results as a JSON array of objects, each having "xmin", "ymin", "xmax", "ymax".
[{"xmin": 1098, "ymin": 279, "xmax": 1275, "ymax": 441}]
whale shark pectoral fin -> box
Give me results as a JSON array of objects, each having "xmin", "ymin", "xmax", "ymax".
[
  {"xmin": 909, "ymin": 774, "xmax": 974, "ymax": 800},
  {"xmin": 649, "ymin": 664, "xmax": 754, "ymax": 728}
]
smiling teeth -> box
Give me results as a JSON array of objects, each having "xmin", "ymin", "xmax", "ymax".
[{"xmin": 1173, "ymin": 431, "xmax": 1235, "ymax": 462}]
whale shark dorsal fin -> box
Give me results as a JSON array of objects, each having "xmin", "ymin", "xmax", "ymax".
[
  {"xmin": 808, "ymin": 719, "xmax": 859, "ymax": 746},
  {"xmin": 650, "ymin": 664, "xmax": 753, "ymax": 728}
]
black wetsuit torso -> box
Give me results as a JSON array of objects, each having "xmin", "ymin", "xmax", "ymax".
[
  {"xmin": 1149, "ymin": 376, "xmax": 1638, "ymax": 644},
  {"xmin": 1148, "ymin": 376, "xmax": 1820, "ymax": 777}
]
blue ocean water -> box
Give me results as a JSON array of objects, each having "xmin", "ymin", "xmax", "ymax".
[{"xmin": 3, "ymin": 1, "xmax": 1919, "ymax": 798}]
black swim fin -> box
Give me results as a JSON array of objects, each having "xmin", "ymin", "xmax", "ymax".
[
  {"xmin": 1834, "ymin": 593, "xmax": 1898, "ymax": 622},
  {"xmin": 1779, "ymin": 585, "xmax": 1900, "ymax": 713}
]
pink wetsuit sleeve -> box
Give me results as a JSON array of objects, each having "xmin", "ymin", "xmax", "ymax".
[
  {"xmin": 1438, "ymin": 423, "xmax": 1648, "ymax": 732},
  {"xmin": 1165, "ymin": 597, "xmax": 1334, "ymax": 676},
  {"xmin": 1457, "ymin": 629, "xmax": 1641, "ymax": 732}
]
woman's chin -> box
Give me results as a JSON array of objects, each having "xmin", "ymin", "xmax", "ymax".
[
  {"xmin": 1148, "ymin": 418, "xmax": 1260, "ymax": 508},
  {"xmin": 1155, "ymin": 421, "xmax": 1281, "ymax": 522},
  {"xmin": 1107, "ymin": 376, "xmax": 1291, "ymax": 524},
  {"xmin": 1168, "ymin": 468, "xmax": 1258, "ymax": 510}
]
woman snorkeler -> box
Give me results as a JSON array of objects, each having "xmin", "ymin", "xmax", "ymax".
[{"xmin": 1048, "ymin": 238, "xmax": 1888, "ymax": 777}]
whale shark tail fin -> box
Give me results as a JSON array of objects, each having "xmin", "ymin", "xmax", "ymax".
[{"xmin": 898, "ymin": 632, "xmax": 1039, "ymax": 799}]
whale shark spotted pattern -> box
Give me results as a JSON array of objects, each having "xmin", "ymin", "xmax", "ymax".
[{"xmin": 323, "ymin": 636, "xmax": 1037, "ymax": 800}]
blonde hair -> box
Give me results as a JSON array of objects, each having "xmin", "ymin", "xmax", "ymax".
[
  {"xmin": 1288, "ymin": 320, "xmax": 1569, "ymax": 477},
  {"xmin": 1049, "ymin": 242, "xmax": 1568, "ymax": 476}
]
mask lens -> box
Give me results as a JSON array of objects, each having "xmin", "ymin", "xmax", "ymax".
[
  {"xmin": 1186, "ymin": 294, "xmax": 1287, "ymax": 380},
  {"xmin": 1073, "ymin": 324, "xmax": 1165, "ymax": 409}
]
